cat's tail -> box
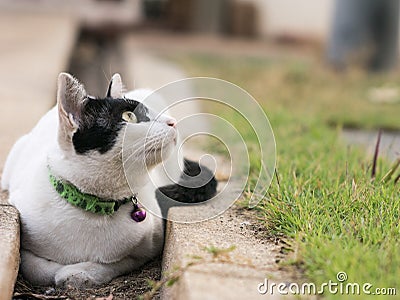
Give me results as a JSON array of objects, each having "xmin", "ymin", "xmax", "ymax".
[{"xmin": 156, "ymin": 159, "xmax": 217, "ymax": 215}]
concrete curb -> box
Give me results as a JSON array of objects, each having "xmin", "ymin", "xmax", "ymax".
[
  {"xmin": 0, "ymin": 205, "xmax": 19, "ymax": 300},
  {"xmin": 161, "ymin": 206, "xmax": 287, "ymax": 300}
]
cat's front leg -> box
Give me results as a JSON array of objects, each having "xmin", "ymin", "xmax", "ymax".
[
  {"xmin": 21, "ymin": 249, "xmax": 65, "ymax": 286},
  {"xmin": 54, "ymin": 256, "xmax": 147, "ymax": 287}
]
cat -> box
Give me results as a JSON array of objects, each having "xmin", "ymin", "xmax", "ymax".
[{"xmin": 1, "ymin": 72, "xmax": 216, "ymax": 287}]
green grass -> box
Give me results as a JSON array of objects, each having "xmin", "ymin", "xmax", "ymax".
[
  {"xmin": 264, "ymin": 120, "xmax": 400, "ymax": 299},
  {"xmin": 170, "ymin": 53, "xmax": 400, "ymax": 299}
]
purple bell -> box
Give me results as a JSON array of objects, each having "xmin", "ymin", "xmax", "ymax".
[{"xmin": 131, "ymin": 205, "xmax": 146, "ymax": 222}]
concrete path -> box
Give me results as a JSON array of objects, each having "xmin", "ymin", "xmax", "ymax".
[
  {"xmin": 162, "ymin": 206, "xmax": 290, "ymax": 300},
  {"xmin": 342, "ymin": 129, "xmax": 400, "ymax": 162},
  {"xmin": 0, "ymin": 12, "xmax": 78, "ymax": 167},
  {"xmin": 0, "ymin": 11, "xmax": 78, "ymax": 299}
]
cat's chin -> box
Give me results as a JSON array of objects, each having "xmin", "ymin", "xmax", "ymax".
[{"xmin": 145, "ymin": 141, "xmax": 175, "ymax": 168}]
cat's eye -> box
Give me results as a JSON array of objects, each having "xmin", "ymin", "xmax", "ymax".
[{"xmin": 122, "ymin": 111, "xmax": 137, "ymax": 123}]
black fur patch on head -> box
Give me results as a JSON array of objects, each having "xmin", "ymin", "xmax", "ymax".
[{"xmin": 72, "ymin": 97, "xmax": 150, "ymax": 154}]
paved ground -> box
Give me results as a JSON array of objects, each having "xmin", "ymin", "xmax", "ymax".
[
  {"xmin": 342, "ymin": 129, "xmax": 400, "ymax": 162},
  {"xmin": 162, "ymin": 205, "xmax": 294, "ymax": 300},
  {"xmin": 122, "ymin": 30, "xmax": 319, "ymax": 60}
]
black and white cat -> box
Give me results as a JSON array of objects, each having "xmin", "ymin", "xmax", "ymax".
[{"xmin": 1, "ymin": 73, "xmax": 216, "ymax": 287}]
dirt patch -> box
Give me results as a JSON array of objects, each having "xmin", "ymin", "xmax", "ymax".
[{"xmin": 13, "ymin": 259, "xmax": 161, "ymax": 300}]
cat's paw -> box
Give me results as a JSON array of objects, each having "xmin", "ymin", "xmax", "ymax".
[{"xmin": 55, "ymin": 262, "xmax": 107, "ymax": 288}]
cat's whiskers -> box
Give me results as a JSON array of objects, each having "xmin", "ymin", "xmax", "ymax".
[
  {"xmin": 122, "ymin": 135, "xmax": 161, "ymax": 164},
  {"xmin": 123, "ymin": 142, "xmax": 167, "ymax": 173},
  {"xmin": 122, "ymin": 139, "xmax": 149, "ymax": 164},
  {"xmin": 109, "ymin": 135, "xmax": 146, "ymax": 162}
]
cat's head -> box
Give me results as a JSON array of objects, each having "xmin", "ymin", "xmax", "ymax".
[{"xmin": 56, "ymin": 72, "xmax": 177, "ymax": 176}]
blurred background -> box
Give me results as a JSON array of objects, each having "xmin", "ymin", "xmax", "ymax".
[{"xmin": 0, "ymin": 0, "xmax": 399, "ymax": 166}]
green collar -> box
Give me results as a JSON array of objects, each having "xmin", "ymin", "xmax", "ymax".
[{"xmin": 49, "ymin": 173, "xmax": 134, "ymax": 216}]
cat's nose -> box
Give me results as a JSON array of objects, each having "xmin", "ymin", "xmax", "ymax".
[{"xmin": 166, "ymin": 118, "xmax": 176, "ymax": 128}]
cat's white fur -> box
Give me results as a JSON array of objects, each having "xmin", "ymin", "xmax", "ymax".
[{"xmin": 1, "ymin": 73, "xmax": 182, "ymax": 287}]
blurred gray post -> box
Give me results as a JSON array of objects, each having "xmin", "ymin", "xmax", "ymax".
[
  {"xmin": 191, "ymin": 0, "xmax": 227, "ymax": 33},
  {"xmin": 328, "ymin": 0, "xmax": 400, "ymax": 71}
]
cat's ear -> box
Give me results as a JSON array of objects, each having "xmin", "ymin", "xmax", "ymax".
[
  {"xmin": 106, "ymin": 73, "xmax": 124, "ymax": 98},
  {"xmin": 57, "ymin": 73, "xmax": 87, "ymax": 147}
]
